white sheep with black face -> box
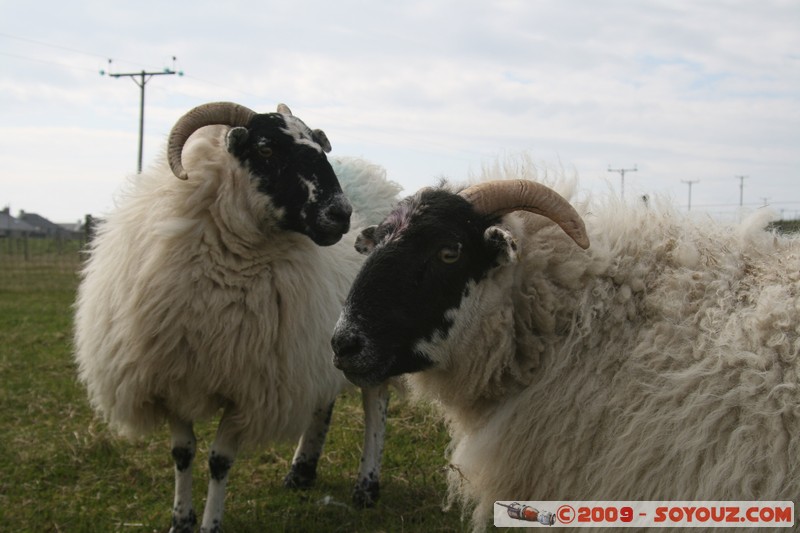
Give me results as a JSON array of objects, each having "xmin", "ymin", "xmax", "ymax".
[
  {"xmin": 332, "ymin": 159, "xmax": 800, "ymax": 531},
  {"xmin": 74, "ymin": 102, "xmax": 399, "ymax": 533}
]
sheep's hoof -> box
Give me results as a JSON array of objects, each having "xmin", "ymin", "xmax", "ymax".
[
  {"xmin": 283, "ymin": 461, "xmax": 317, "ymax": 490},
  {"xmin": 169, "ymin": 509, "xmax": 197, "ymax": 533},
  {"xmin": 352, "ymin": 478, "xmax": 380, "ymax": 508}
]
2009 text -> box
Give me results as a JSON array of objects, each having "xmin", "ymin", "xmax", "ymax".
[{"xmin": 494, "ymin": 501, "xmax": 795, "ymax": 528}]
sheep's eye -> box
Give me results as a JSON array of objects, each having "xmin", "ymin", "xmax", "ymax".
[
  {"xmin": 439, "ymin": 244, "xmax": 461, "ymax": 264},
  {"xmin": 258, "ymin": 145, "xmax": 273, "ymax": 158}
]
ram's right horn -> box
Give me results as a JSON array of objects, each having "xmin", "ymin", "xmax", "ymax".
[{"xmin": 167, "ymin": 102, "xmax": 256, "ymax": 180}]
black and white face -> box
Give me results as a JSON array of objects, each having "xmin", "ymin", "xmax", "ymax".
[
  {"xmin": 331, "ymin": 188, "xmax": 519, "ymax": 387},
  {"xmin": 227, "ymin": 112, "xmax": 351, "ymax": 246}
]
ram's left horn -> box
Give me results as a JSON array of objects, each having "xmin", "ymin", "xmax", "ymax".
[{"xmin": 460, "ymin": 180, "xmax": 590, "ymax": 249}]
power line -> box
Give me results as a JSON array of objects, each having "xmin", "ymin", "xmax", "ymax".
[
  {"xmin": 0, "ymin": 51, "xmax": 99, "ymax": 73},
  {"xmin": 608, "ymin": 165, "xmax": 637, "ymax": 198},
  {"xmin": 692, "ymin": 200, "xmax": 800, "ymax": 208},
  {"xmin": 0, "ymin": 32, "xmax": 143, "ymax": 73},
  {"xmin": 0, "ymin": 31, "xmax": 110, "ymax": 60},
  {"xmin": 681, "ymin": 180, "xmax": 700, "ymax": 211},
  {"xmin": 1, "ymin": 33, "xmax": 267, "ymax": 103},
  {"xmin": 102, "ymin": 58, "xmax": 184, "ymax": 173},
  {"xmin": 735, "ymin": 175, "xmax": 749, "ymax": 207}
]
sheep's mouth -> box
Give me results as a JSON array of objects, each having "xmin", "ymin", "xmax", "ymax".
[
  {"xmin": 305, "ymin": 216, "xmax": 350, "ymax": 246},
  {"xmin": 341, "ymin": 368, "xmax": 386, "ymax": 388},
  {"xmin": 310, "ymin": 228, "xmax": 346, "ymax": 246},
  {"xmin": 304, "ymin": 195, "xmax": 352, "ymax": 246},
  {"xmin": 332, "ymin": 349, "xmax": 391, "ymax": 387}
]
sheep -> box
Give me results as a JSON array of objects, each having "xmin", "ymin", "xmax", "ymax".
[
  {"xmin": 331, "ymin": 159, "xmax": 800, "ymax": 531},
  {"xmin": 74, "ymin": 102, "xmax": 400, "ymax": 533}
]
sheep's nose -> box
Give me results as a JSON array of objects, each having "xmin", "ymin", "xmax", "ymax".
[
  {"xmin": 313, "ymin": 196, "xmax": 353, "ymax": 246},
  {"xmin": 326, "ymin": 198, "xmax": 352, "ymax": 230},
  {"xmin": 331, "ymin": 329, "xmax": 364, "ymax": 370}
]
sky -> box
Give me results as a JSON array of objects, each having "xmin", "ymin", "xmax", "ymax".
[{"xmin": 1, "ymin": 0, "xmax": 798, "ymax": 224}]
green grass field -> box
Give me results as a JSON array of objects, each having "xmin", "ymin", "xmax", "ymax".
[{"xmin": 0, "ymin": 247, "xmax": 465, "ymax": 532}]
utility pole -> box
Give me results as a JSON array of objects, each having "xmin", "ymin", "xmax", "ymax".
[
  {"xmin": 102, "ymin": 58, "xmax": 183, "ymax": 173},
  {"xmin": 681, "ymin": 180, "xmax": 699, "ymax": 211},
  {"xmin": 608, "ymin": 165, "xmax": 637, "ymax": 198},
  {"xmin": 735, "ymin": 175, "xmax": 748, "ymax": 207}
]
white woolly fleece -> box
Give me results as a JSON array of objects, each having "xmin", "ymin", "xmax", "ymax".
[
  {"xmin": 74, "ymin": 126, "xmax": 401, "ymax": 447},
  {"xmin": 407, "ymin": 158, "xmax": 800, "ymax": 531}
]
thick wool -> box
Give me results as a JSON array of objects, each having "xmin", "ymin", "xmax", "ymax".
[
  {"xmin": 74, "ymin": 127, "xmax": 400, "ymax": 447},
  {"xmin": 408, "ymin": 161, "xmax": 800, "ymax": 530},
  {"xmin": 332, "ymin": 156, "xmax": 402, "ymax": 228}
]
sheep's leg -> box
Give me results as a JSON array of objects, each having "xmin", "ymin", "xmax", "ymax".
[
  {"xmin": 283, "ymin": 401, "xmax": 335, "ymax": 489},
  {"xmin": 200, "ymin": 411, "xmax": 240, "ymax": 533},
  {"xmin": 169, "ymin": 417, "xmax": 197, "ymax": 533},
  {"xmin": 353, "ymin": 382, "xmax": 389, "ymax": 508}
]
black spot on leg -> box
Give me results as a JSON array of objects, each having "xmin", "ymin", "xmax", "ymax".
[
  {"xmin": 353, "ymin": 471, "xmax": 380, "ymax": 508},
  {"xmin": 199, "ymin": 519, "xmax": 222, "ymax": 533},
  {"xmin": 310, "ymin": 402, "xmax": 334, "ymax": 435},
  {"xmin": 209, "ymin": 452, "xmax": 233, "ymax": 482},
  {"xmin": 283, "ymin": 454, "xmax": 320, "ymax": 489},
  {"xmin": 170, "ymin": 509, "xmax": 197, "ymax": 533},
  {"xmin": 283, "ymin": 402, "xmax": 334, "ymax": 489},
  {"xmin": 171, "ymin": 446, "xmax": 194, "ymax": 472}
]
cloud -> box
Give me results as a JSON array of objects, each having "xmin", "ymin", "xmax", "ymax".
[{"xmin": 1, "ymin": 0, "xmax": 798, "ymax": 222}]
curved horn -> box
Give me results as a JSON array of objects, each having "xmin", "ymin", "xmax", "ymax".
[
  {"xmin": 459, "ymin": 179, "xmax": 590, "ymax": 249},
  {"xmin": 167, "ymin": 102, "xmax": 256, "ymax": 180}
]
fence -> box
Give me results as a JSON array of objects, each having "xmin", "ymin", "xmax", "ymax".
[
  {"xmin": 2, "ymin": 220, "xmax": 797, "ymax": 292},
  {"xmin": 0, "ymin": 235, "xmax": 85, "ymax": 292}
]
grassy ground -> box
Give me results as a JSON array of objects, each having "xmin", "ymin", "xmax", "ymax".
[{"xmin": 0, "ymin": 249, "xmax": 464, "ymax": 532}]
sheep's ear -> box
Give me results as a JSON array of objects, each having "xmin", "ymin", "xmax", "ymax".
[
  {"xmin": 312, "ymin": 129, "xmax": 332, "ymax": 153},
  {"xmin": 355, "ymin": 225, "xmax": 378, "ymax": 255},
  {"xmin": 484, "ymin": 226, "xmax": 519, "ymax": 266},
  {"xmin": 226, "ymin": 127, "xmax": 249, "ymax": 153}
]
